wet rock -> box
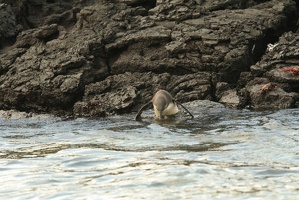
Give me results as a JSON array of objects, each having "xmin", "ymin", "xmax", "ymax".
[
  {"xmin": 183, "ymin": 99, "xmax": 225, "ymax": 109},
  {"xmin": 0, "ymin": 109, "xmax": 53, "ymax": 119},
  {"xmin": 218, "ymin": 89, "xmax": 244, "ymax": 108},
  {"xmin": 183, "ymin": 99, "xmax": 226, "ymax": 117}
]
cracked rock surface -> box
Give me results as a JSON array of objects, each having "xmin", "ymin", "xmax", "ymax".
[{"xmin": 0, "ymin": 0, "xmax": 298, "ymax": 116}]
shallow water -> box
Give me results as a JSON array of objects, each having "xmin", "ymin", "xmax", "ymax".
[{"xmin": 0, "ymin": 102, "xmax": 299, "ymax": 199}]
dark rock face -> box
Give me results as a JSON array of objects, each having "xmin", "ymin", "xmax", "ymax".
[
  {"xmin": 244, "ymin": 31, "xmax": 299, "ymax": 109},
  {"xmin": 0, "ymin": 3, "xmax": 19, "ymax": 48},
  {"xmin": 0, "ymin": 0, "xmax": 298, "ymax": 116}
]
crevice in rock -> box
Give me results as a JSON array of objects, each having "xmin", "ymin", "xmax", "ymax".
[
  {"xmin": 204, "ymin": 0, "xmax": 271, "ymax": 12},
  {"xmin": 43, "ymin": 29, "xmax": 60, "ymax": 43},
  {"xmin": 210, "ymin": 81, "xmax": 218, "ymax": 102},
  {"xmin": 107, "ymin": 45, "xmax": 128, "ymax": 73},
  {"xmin": 0, "ymin": 36, "xmax": 17, "ymax": 52},
  {"xmin": 250, "ymin": 28, "xmax": 280, "ymax": 63},
  {"xmin": 46, "ymin": 0, "xmax": 55, "ymax": 3},
  {"xmin": 285, "ymin": 5, "xmax": 299, "ymax": 32},
  {"xmin": 152, "ymin": 64, "xmax": 194, "ymax": 76},
  {"xmin": 16, "ymin": 1, "xmax": 75, "ymax": 29},
  {"xmin": 89, "ymin": 44, "xmax": 111, "ymax": 82},
  {"xmin": 124, "ymin": 0, "xmax": 156, "ymax": 11}
]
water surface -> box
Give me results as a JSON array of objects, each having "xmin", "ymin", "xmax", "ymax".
[{"xmin": 0, "ymin": 102, "xmax": 299, "ymax": 199}]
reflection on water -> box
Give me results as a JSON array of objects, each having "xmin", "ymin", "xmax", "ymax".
[{"xmin": 0, "ymin": 102, "xmax": 299, "ymax": 199}]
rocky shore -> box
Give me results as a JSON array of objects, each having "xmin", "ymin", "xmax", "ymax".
[{"xmin": 0, "ymin": 0, "xmax": 298, "ymax": 117}]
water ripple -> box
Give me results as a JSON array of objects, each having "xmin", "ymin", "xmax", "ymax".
[{"xmin": 0, "ymin": 107, "xmax": 299, "ymax": 199}]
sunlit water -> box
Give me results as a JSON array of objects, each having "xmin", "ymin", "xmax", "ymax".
[{"xmin": 0, "ymin": 101, "xmax": 299, "ymax": 199}]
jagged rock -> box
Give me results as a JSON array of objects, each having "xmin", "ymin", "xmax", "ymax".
[
  {"xmin": 73, "ymin": 71, "xmax": 216, "ymax": 116},
  {"xmin": 247, "ymin": 83, "xmax": 298, "ymax": 109},
  {"xmin": 245, "ymin": 31, "xmax": 299, "ymax": 108},
  {"xmin": 73, "ymin": 85, "xmax": 137, "ymax": 117},
  {"xmin": 15, "ymin": 24, "xmax": 59, "ymax": 47},
  {"xmin": 251, "ymin": 32, "xmax": 299, "ymax": 77},
  {"xmin": 107, "ymin": 0, "xmax": 296, "ymax": 83},
  {"xmin": 0, "ymin": 0, "xmax": 298, "ymax": 116},
  {"xmin": 0, "ymin": 26, "xmax": 109, "ymax": 112}
]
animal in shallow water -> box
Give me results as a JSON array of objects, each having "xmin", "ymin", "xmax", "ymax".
[{"xmin": 135, "ymin": 90, "xmax": 194, "ymax": 120}]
